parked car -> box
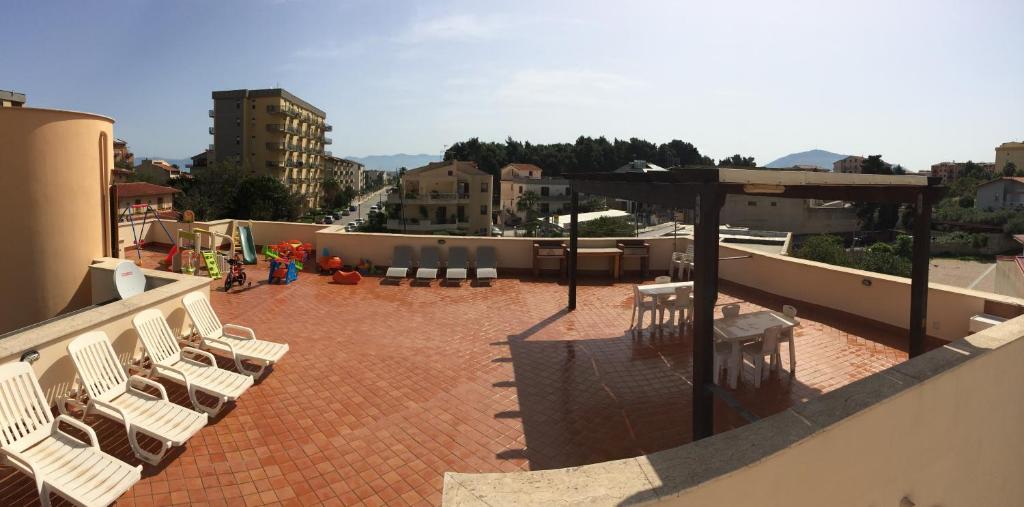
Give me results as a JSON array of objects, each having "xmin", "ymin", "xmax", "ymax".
[
  {"xmin": 369, "ymin": 205, "xmax": 379, "ymax": 213},
  {"xmin": 345, "ymin": 223, "xmax": 357, "ymax": 231},
  {"xmin": 491, "ymin": 226, "xmax": 502, "ymax": 236},
  {"xmin": 341, "ymin": 210, "xmax": 350, "ymax": 216},
  {"xmin": 321, "ymin": 216, "xmax": 334, "ymax": 224},
  {"xmin": 353, "ymin": 218, "xmax": 365, "ymax": 225},
  {"xmin": 349, "ymin": 205, "xmax": 357, "ymax": 212},
  {"xmin": 331, "ymin": 212, "xmax": 341, "ymax": 220}
]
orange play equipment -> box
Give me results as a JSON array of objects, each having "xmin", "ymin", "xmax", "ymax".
[
  {"xmin": 319, "ymin": 255, "xmax": 343, "ymax": 274},
  {"xmin": 332, "ymin": 270, "xmax": 362, "ymax": 285}
]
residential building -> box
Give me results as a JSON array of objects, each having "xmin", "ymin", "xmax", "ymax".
[
  {"xmin": 325, "ymin": 156, "xmax": 364, "ymax": 192},
  {"xmin": 498, "ymin": 163, "xmax": 571, "ymax": 224},
  {"xmin": 930, "ymin": 161, "xmax": 996, "ymax": 182},
  {"xmin": 832, "ymin": 155, "xmax": 864, "ymax": 173},
  {"xmin": 113, "ymin": 138, "xmax": 134, "ymax": 168},
  {"xmin": 720, "ymin": 195, "xmax": 860, "ymax": 234},
  {"xmin": 209, "ymin": 88, "xmax": 331, "ymax": 210},
  {"xmin": 975, "ymin": 177, "xmax": 1024, "ymax": 210},
  {"xmin": 364, "ymin": 169, "xmax": 389, "ymax": 190},
  {"xmin": 387, "ymin": 160, "xmax": 493, "ymax": 234},
  {"xmin": 611, "ymin": 160, "xmax": 668, "ymax": 214},
  {"xmin": 0, "ymin": 89, "xmax": 26, "ymax": 107},
  {"xmin": 136, "ymin": 159, "xmax": 183, "ymax": 184},
  {"xmin": 996, "ymin": 141, "xmax": 1024, "ymax": 173},
  {"xmin": 115, "ymin": 182, "xmax": 179, "ymax": 219},
  {"xmin": 188, "ymin": 148, "xmax": 212, "ymax": 173}
]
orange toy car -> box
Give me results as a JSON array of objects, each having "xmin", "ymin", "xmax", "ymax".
[{"xmin": 319, "ymin": 256, "xmax": 343, "ymax": 274}]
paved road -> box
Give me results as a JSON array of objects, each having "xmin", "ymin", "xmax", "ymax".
[{"xmin": 332, "ymin": 187, "xmax": 391, "ymax": 227}]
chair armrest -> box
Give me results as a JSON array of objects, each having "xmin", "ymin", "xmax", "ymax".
[
  {"xmin": 203, "ymin": 336, "xmax": 238, "ymax": 356},
  {"xmin": 53, "ymin": 414, "xmax": 100, "ymax": 448},
  {"xmin": 2, "ymin": 449, "xmax": 43, "ymax": 489},
  {"xmin": 223, "ymin": 324, "xmax": 256, "ymax": 340},
  {"xmin": 181, "ymin": 346, "xmax": 218, "ymax": 366},
  {"xmin": 129, "ymin": 375, "xmax": 169, "ymax": 400},
  {"xmin": 91, "ymin": 397, "xmax": 133, "ymax": 427}
]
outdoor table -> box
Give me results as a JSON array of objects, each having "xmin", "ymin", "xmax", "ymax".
[
  {"xmin": 714, "ymin": 310, "xmax": 797, "ymax": 389},
  {"xmin": 576, "ymin": 247, "xmax": 623, "ymax": 280},
  {"xmin": 638, "ymin": 281, "xmax": 695, "ymax": 333}
]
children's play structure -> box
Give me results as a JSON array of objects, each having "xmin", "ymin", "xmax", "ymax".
[
  {"xmin": 232, "ymin": 220, "xmax": 258, "ymax": 265},
  {"xmin": 172, "ymin": 226, "xmax": 233, "ymax": 280},
  {"xmin": 119, "ymin": 204, "xmax": 175, "ymax": 260},
  {"xmin": 262, "ymin": 240, "xmax": 312, "ymax": 285}
]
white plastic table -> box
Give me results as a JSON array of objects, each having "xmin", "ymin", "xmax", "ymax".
[
  {"xmin": 637, "ymin": 282, "xmax": 694, "ymax": 333},
  {"xmin": 714, "ymin": 310, "xmax": 797, "ymax": 388}
]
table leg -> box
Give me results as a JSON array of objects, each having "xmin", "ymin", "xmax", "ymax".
[
  {"xmin": 614, "ymin": 255, "xmax": 620, "ymax": 280},
  {"xmin": 729, "ymin": 342, "xmax": 741, "ymax": 389}
]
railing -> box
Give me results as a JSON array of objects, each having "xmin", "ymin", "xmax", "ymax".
[
  {"xmin": 266, "ymin": 124, "xmax": 286, "ymax": 133},
  {"xmin": 266, "ymin": 142, "xmax": 285, "ymax": 151},
  {"xmin": 208, "ymin": 109, "xmax": 214, "ymax": 118},
  {"xmin": 266, "ymin": 160, "xmax": 285, "ymax": 168},
  {"xmin": 324, "ymin": 137, "xmax": 333, "ymax": 145},
  {"xmin": 325, "ymin": 124, "xmax": 333, "ymax": 132},
  {"xmin": 208, "ymin": 127, "xmax": 215, "ymax": 135},
  {"xmin": 385, "ymin": 220, "xmax": 467, "ymax": 232}
]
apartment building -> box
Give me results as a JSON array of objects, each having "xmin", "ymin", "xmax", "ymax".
[
  {"xmin": 325, "ymin": 156, "xmax": 364, "ymax": 192},
  {"xmin": 209, "ymin": 88, "xmax": 332, "ymax": 210},
  {"xmin": 0, "ymin": 89, "xmax": 26, "ymax": 107},
  {"xmin": 930, "ymin": 161, "xmax": 996, "ymax": 182},
  {"xmin": 996, "ymin": 141, "xmax": 1024, "ymax": 173},
  {"xmin": 498, "ymin": 163, "xmax": 571, "ymax": 224},
  {"xmin": 387, "ymin": 160, "xmax": 493, "ymax": 235},
  {"xmin": 364, "ymin": 169, "xmax": 390, "ymax": 190},
  {"xmin": 188, "ymin": 148, "xmax": 212, "ymax": 173},
  {"xmin": 832, "ymin": 156, "xmax": 865, "ymax": 173},
  {"xmin": 136, "ymin": 159, "xmax": 184, "ymax": 184},
  {"xmin": 113, "ymin": 138, "xmax": 134, "ymax": 168},
  {"xmin": 115, "ymin": 182, "xmax": 179, "ymax": 219}
]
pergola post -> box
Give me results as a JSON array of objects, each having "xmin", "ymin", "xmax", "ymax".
[
  {"xmin": 909, "ymin": 190, "xmax": 932, "ymax": 357},
  {"xmin": 568, "ymin": 188, "xmax": 579, "ymax": 311},
  {"xmin": 691, "ymin": 184, "xmax": 721, "ymax": 441}
]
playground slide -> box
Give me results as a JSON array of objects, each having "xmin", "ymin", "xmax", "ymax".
[
  {"xmin": 238, "ymin": 225, "xmax": 257, "ymax": 265},
  {"xmin": 201, "ymin": 251, "xmax": 222, "ymax": 279}
]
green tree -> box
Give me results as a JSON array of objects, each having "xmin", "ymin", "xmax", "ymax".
[
  {"xmin": 794, "ymin": 235, "xmax": 847, "ymax": 266},
  {"xmin": 718, "ymin": 154, "xmax": 756, "ymax": 167},
  {"xmin": 232, "ymin": 176, "xmax": 303, "ymax": 221},
  {"xmin": 578, "ymin": 216, "xmax": 635, "ymax": 237},
  {"xmin": 332, "ymin": 185, "xmax": 356, "ymax": 210},
  {"xmin": 171, "ymin": 161, "xmax": 245, "ymax": 220},
  {"xmin": 1004, "ymin": 161, "xmax": 1018, "ymax": 177},
  {"xmin": 321, "ymin": 178, "xmax": 341, "ymax": 208}
]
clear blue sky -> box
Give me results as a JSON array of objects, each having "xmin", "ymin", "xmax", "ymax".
[{"xmin": 3, "ymin": 0, "xmax": 1021, "ymax": 170}]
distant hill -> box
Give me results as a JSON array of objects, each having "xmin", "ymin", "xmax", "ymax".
[
  {"xmin": 765, "ymin": 149, "xmax": 848, "ymax": 170},
  {"xmin": 344, "ymin": 153, "xmax": 440, "ymax": 171}
]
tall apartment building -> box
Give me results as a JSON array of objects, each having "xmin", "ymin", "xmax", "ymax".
[
  {"xmin": 387, "ymin": 161, "xmax": 493, "ymax": 235},
  {"xmin": 324, "ymin": 156, "xmax": 364, "ymax": 192},
  {"xmin": 0, "ymin": 90, "xmax": 26, "ymax": 107},
  {"xmin": 209, "ymin": 88, "xmax": 332, "ymax": 209},
  {"xmin": 930, "ymin": 161, "xmax": 996, "ymax": 182},
  {"xmin": 996, "ymin": 141, "xmax": 1024, "ymax": 173},
  {"xmin": 498, "ymin": 163, "xmax": 570, "ymax": 224}
]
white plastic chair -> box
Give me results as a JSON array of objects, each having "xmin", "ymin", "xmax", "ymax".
[
  {"xmin": 631, "ymin": 285, "xmax": 658, "ymax": 335},
  {"xmin": 661, "ymin": 286, "xmax": 693, "ymax": 331},
  {"xmin": 742, "ymin": 325, "xmax": 783, "ymax": 388},
  {"xmin": 782, "ymin": 304, "xmax": 798, "ymax": 372},
  {"xmin": 183, "ymin": 291, "xmax": 289, "ymax": 377},
  {"xmin": 67, "ymin": 331, "xmax": 207, "ymax": 465},
  {"xmin": 0, "ymin": 362, "xmax": 141, "ymax": 507},
  {"xmin": 654, "ymin": 275, "xmax": 671, "ymax": 284},
  {"xmin": 712, "ymin": 341, "xmax": 733, "ymax": 386},
  {"xmin": 133, "ymin": 308, "xmax": 253, "ymax": 415}
]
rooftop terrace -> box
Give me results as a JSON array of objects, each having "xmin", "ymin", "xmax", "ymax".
[{"xmin": 0, "ymin": 248, "xmax": 928, "ymax": 506}]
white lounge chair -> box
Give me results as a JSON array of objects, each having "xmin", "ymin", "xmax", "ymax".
[
  {"xmin": 0, "ymin": 362, "xmax": 141, "ymax": 507},
  {"xmin": 416, "ymin": 246, "xmax": 440, "ymax": 280},
  {"xmin": 475, "ymin": 246, "xmax": 498, "ymax": 284},
  {"xmin": 133, "ymin": 308, "xmax": 253, "ymax": 416},
  {"xmin": 445, "ymin": 246, "xmax": 469, "ymax": 283},
  {"xmin": 386, "ymin": 246, "xmax": 413, "ymax": 279},
  {"xmin": 183, "ymin": 291, "xmax": 289, "ymax": 377},
  {"xmin": 67, "ymin": 331, "xmax": 207, "ymax": 465}
]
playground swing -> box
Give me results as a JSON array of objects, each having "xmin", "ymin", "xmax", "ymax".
[{"xmin": 119, "ymin": 203, "xmax": 175, "ymax": 260}]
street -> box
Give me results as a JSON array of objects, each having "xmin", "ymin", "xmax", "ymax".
[{"xmin": 333, "ymin": 187, "xmax": 391, "ymax": 226}]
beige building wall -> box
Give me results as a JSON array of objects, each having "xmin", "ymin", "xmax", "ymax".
[
  {"xmin": 995, "ymin": 257, "xmax": 1024, "ymax": 299},
  {"xmin": 995, "ymin": 141, "xmax": 1024, "ymax": 173},
  {"xmin": 720, "ymin": 195, "xmax": 860, "ymax": 234},
  {"xmin": 0, "ymin": 107, "xmax": 114, "ymax": 334},
  {"xmin": 117, "ymin": 192, "xmax": 176, "ymax": 217},
  {"xmin": 135, "ymin": 159, "xmax": 178, "ymax": 184},
  {"xmin": 390, "ymin": 162, "xmax": 493, "ymax": 234}
]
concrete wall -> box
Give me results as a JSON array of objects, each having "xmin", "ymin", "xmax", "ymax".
[
  {"xmin": 0, "ymin": 107, "xmax": 115, "ymax": 334},
  {"xmin": 443, "ymin": 316, "xmax": 1024, "ymax": 506},
  {"xmin": 0, "ymin": 258, "xmax": 210, "ymax": 405},
  {"xmin": 995, "ymin": 257, "xmax": 1024, "ymax": 299},
  {"xmin": 720, "ymin": 195, "xmax": 859, "ymax": 234}
]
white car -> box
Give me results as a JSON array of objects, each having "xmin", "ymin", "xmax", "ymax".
[
  {"xmin": 369, "ymin": 205, "xmax": 380, "ymax": 213},
  {"xmin": 353, "ymin": 218, "xmax": 365, "ymax": 225}
]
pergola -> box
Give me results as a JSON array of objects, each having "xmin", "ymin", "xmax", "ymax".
[{"xmin": 564, "ymin": 167, "xmax": 946, "ymax": 441}]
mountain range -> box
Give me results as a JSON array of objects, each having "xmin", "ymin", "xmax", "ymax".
[
  {"xmin": 765, "ymin": 149, "xmax": 848, "ymax": 170},
  {"xmin": 344, "ymin": 153, "xmax": 440, "ymax": 171}
]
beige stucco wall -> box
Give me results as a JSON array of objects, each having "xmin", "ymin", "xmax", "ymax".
[
  {"xmin": 720, "ymin": 195, "xmax": 859, "ymax": 234},
  {"xmin": 0, "ymin": 258, "xmax": 210, "ymax": 404},
  {"xmin": 995, "ymin": 257, "xmax": 1024, "ymax": 299},
  {"xmin": 995, "ymin": 142, "xmax": 1024, "ymax": 173},
  {"xmin": 0, "ymin": 107, "xmax": 115, "ymax": 334},
  {"xmin": 396, "ymin": 166, "xmax": 493, "ymax": 234},
  {"xmin": 443, "ymin": 316, "xmax": 1024, "ymax": 506}
]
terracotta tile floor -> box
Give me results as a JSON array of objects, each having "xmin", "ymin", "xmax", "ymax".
[{"xmin": 0, "ymin": 249, "xmax": 929, "ymax": 506}]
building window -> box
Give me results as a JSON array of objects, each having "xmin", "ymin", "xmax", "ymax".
[
  {"xmin": 770, "ymin": 202, "xmax": 777, "ymax": 207},
  {"xmin": 540, "ymin": 186, "xmax": 550, "ymax": 196},
  {"xmin": 480, "ymin": 205, "xmax": 487, "ymax": 215},
  {"xmin": 447, "ymin": 170, "xmax": 453, "ymax": 176},
  {"xmin": 528, "ymin": 171, "xmax": 533, "ymax": 177},
  {"xmin": 157, "ymin": 197, "xmax": 164, "ymax": 206},
  {"xmin": 747, "ymin": 201, "xmax": 756, "ymax": 206},
  {"xmin": 235, "ymin": 102, "xmax": 240, "ymax": 109},
  {"xmin": 235, "ymin": 136, "xmax": 240, "ymax": 145},
  {"xmin": 518, "ymin": 186, "xmax": 523, "ymax": 194},
  {"xmin": 481, "ymin": 182, "xmax": 488, "ymax": 192}
]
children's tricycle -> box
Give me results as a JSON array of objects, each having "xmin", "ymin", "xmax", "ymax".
[{"xmin": 224, "ymin": 255, "xmax": 252, "ymax": 291}]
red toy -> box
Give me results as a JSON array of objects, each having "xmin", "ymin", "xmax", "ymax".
[
  {"xmin": 319, "ymin": 256, "xmax": 343, "ymax": 274},
  {"xmin": 332, "ymin": 270, "xmax": 362, "ymax": 285}
]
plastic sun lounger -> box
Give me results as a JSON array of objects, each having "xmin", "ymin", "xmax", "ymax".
[
  {"xmin": 416, "ymin": 246, "xmax": 441, "ymax": 280},
  {"xmin": 183, "ymin": 291, "xmax": 289, "ymax": 377},
  {"xmin": 386, "ymin": 246, "xmax": 413, "ymax": 279},
  {"xmin": 132, "ymin": 308, "xmax": 253, "ymax": 416},
  {"xmin": 476, "ymin": 246, "xmax": 498, "ymax": 283},
  {"xmin": 68, "ymin": 331, "xmax": 207, "ymax": 465},
  {"xmin": 0, "ymin": 362, "xmax": 142, "ymax": 507},
  {"xmin": 446, "ymin": 246, "xmax": 469, "ymax": 282}
]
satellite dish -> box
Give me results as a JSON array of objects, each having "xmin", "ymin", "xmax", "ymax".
[{"xmin": 114, "ymin": 261, "xmax": 146, "ymax": 299}]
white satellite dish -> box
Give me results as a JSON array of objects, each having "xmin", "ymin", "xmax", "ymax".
[{"xmin": 114, "ymin": 261, "xmax": 146, "ymax": 299}]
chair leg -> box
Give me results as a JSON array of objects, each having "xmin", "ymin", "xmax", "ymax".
[
  {"xmin": 788, "ymin": 336, "xmax": 796, "ymax": 373},
  {"xmin": 713, "ymin": 354, "xmax": 721, "ymax": 385},
  {"xmin": 753, "ymin": 357, "xmax": 763, "ymax": 388},
  {"xmin": 130, "ymin": 425, "xmax": 169, "ymax": 465}
]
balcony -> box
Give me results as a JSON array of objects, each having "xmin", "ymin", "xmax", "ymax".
[
  {"xmin": 325, "ymin": 124, "xmax": 333, "ymax": 132},
  {"xmin": 324, "ymin": 137, "xmax": 333, "ymax": 145},
  {"xmin": 266, "ymin": 124, "xmax": 286, "ymax": 133},
  {"xmin": 208, "ymin": 126, "xmax": 215, "ymax": 135},
  {"xmin": 266, "ymin": 142, "xmax": 285, "ymax": 151},
  {"xmin": 265, "ymin": 160, "xmax": 285, "ymax": 169},
  {"xmin": 207, "ymin": 109, "xmax": 214, "ymax": 118}
]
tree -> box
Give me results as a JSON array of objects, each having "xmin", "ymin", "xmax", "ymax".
[
  {"xmin": 853, "ymin": 155, "xmax": 900, "ymax": 230},
  {"xmin": 321, "ymin": 178, "xmax": 342, "ymax": 209},
  {"xmin": 332, "ymin": 185, "xmax": 356, "ymax": 210},
  {"xmin": 172, "ymin": 161, "xmax": 245, "ymax": 220},
  {"xmin": 718, "ymin": 154, "xmax": 756, "ymax": 167},
  {"xmin": 578, "ymin": 216, "xmax": 635, "ymax": 237},
  {"xmin": 516, "ymin": 191, "xmax": 541, "ymax": 236},
  {"xmin": 232, "ymin": 176, "xmax": 303, "ymax": 221},
  {"xmin": 794, "ymin": 235, "xmax": 847, "ymax": 266},
  {"xmin": 1004, "ymin": 161, "xmax": 1018, "ymax": 177}
]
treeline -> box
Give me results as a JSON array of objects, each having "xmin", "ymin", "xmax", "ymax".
[{"xmin": 442, "ymin": 136, "xmax": 755, "ymax": 177}]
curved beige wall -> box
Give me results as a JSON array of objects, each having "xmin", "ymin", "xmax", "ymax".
[{"xmin": 0, "ymin": 108, "xmax": 114, "ymax": 334}]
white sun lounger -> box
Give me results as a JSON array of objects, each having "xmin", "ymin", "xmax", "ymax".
[
  {"xmin": 476, "ymin": 246, "xmax": 498, "ymax": 284},
  {"xmin": 182, "ymin": 291, "xmax": 289, "ymax": 377},
  {"xmin": 0, "ymin": 362, "xmax": 141, "ymax": 507},
  {"xmin": 416, "ymin": 246, "xmax": 441, "ymax": 280},
  {"xmin": 386, "ymin": 246, "xmax": 413, "ymax": 279},
  {"xmin": 446, "ymin": 246, "xmax": 469, "ymax": 282},
  {"xmin": 67, "ymin": 331, "xmax": 207, "ymax": 465},
  {"xmin": 133, "ymin": 308, "xmax": 253, "ymax": 416}
]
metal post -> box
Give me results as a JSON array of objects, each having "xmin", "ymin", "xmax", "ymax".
[
  {"xmin": 909, "ymin": 191, "xmax": 932, "ymax": 357},
  {"xmin": 692, "ymin": 185, "xmax": 721, "ymax": 441},
  {"xmin": 568, "ymin": 188, "xmax": 579, "ymax": 311}
]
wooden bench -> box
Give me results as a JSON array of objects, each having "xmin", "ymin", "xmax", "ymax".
[{"xmin": 533, "ymin": 240, "xmax": 567, "ymax": 277}]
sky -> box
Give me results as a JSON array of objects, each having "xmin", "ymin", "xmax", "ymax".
[{"xmin": 2, "ymin": 0, "xmax": 1022, "ymax": 170}]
